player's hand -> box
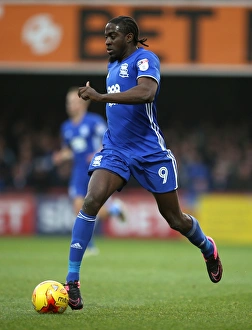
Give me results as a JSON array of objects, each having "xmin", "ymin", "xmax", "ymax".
[
  {"xmin": 52, "ymin": 151, "xmax": 62, "ymax": 165},
  {"xmin": 78, "ymin": 81, "xmax": 102, "ymax": 102}
]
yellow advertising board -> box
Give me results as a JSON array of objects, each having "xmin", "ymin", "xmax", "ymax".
[
  {"xmin": 197, "ymin": 194, "xmax": 252, "ymax": 244},
  {"xmin": 1, "ymin": 3, "xmax": 252, "ymax": 73}
]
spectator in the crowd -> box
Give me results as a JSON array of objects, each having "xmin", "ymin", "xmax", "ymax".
[
  {"xmin": 0, "ymin": 135, "xmax": 16, "ymax": 191},
  {"xmin": 31, "ymin": 130, "xmax": 57, "ymax": 192},
  {"xmin": 11, "ymin": 134, "xmax": 34, "ymax": 190},
  {"xmin": 227, "ymin": 150, "xmax": 252, "ymax": 191}
]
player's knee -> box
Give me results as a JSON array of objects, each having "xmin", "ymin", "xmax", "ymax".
[{"xmin": 82, "ymin": 195, "xmax": 101, "ymax": 215}]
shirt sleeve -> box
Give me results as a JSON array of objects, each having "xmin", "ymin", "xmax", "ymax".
[{"xmin": 136, "ymin": 51, "xmax": 160, "ymax": 85}]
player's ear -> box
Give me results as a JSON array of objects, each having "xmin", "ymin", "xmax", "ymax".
[{"xmin": 126, "ymin": 33, "xmax": 134, "ymax": 43}]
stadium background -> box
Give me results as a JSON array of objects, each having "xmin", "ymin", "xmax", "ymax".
[{"xmin": 0, "ymin": 1, "xmax": 252, "ymax": 243}]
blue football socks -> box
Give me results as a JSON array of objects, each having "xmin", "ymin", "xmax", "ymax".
[
  {"xmin": 185, "ymin": 215, "xmax": 214, "ymax": 259},
  {"xmin": 66, "ymin": 210, "xmax": 96, "ymax": 282}
]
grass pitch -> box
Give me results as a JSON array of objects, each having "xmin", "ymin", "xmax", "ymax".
[{"xmin": 0, "ymin": 236, "xmax": 251, "ymax": 330}]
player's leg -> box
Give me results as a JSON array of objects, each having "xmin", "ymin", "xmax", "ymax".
[
  {"xmin": 84, "ymin": 197, "xmax": 126, "ymax": 258},
  {"xmin": 72, "ymin": 196, "xmax": 99, "ymax": 256},
  {"xmin": 65, "ymin": 168, "xmax": 125, "ymax": 309},
  {"xmin": 65, "ymin": 210, "xmax": 96, "ymax": 310},
  {"xmin": 131, "ymin": 151, "xmax": 222, "ymax": 284},
  {"xmin": 65, "ymin": 176, "xmax": 97, "ymax": 309},
  {"xmin": 72, "ymin": 196, "xmax": 125, "ymax": 258},
  {"xmin": 82, "ymin": 169, "xmax": 125, "ymax": 215},
  {"xmin": 153, "ymin": 190, "xmax": 223, "ymax": 283}
]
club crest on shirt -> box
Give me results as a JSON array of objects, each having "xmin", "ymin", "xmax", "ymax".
[
  {"xmin": 137, "ymin": 58, "xmax": 149, "ymax": 71},
  {"xmin": 119, "ymin": 63, "xmax": 129, "ymax": 77}
]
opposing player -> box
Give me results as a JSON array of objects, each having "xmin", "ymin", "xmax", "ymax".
[
  {"xmin": 53, "ymin": 87, "xmax": 125, "ymax": 256},
  {"xmin": 64, "ymin": 16, "xmax": 223, "ymax": 310}
]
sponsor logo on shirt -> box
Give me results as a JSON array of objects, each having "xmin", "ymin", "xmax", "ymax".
[{"xmin": 107, "ymin": 83, "xmax": 120, "ymax": 107}]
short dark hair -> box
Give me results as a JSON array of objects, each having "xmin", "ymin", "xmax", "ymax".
[{"xmin": 108, "ymin": 16, "xmax": 148, "ymax": 47}]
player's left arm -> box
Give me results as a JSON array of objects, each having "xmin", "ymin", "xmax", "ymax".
[{"xmin": 78, "ymin": 77, "xmax": 158, "ymax": 104}]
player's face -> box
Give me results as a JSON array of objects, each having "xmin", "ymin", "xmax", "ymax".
[
  {"xmin": 66, "ymin": 91, "xmax": 85, "ymax": 118},
  {"xmin": 105, "ymin": 23, "xmax": 129, "ymax": 62}
]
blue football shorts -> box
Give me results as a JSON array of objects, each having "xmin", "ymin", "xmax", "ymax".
[{"xmin": 88, "ymin": 148, "xmax": 178, "ymax": 193}]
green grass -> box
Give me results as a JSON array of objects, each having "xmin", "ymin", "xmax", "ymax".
[{"xmin": 0, "ymin": 236, "xmax": 251, "ymax": 330}]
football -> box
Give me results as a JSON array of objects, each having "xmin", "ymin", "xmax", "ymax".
[{"xmin": 32, "ymin": 280, "xmax": 69, "ymax": 314}]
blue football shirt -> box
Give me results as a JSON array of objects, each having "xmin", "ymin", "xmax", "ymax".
[
  {"xmin": 103, "ymin": 47, "xmax": 167, "ymax": 159},
  {"xmin": 61, "ymin": 112, "xmax": 107, "ymax": 174}
]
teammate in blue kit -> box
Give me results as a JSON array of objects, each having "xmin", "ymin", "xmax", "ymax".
[
  {"xmin": 53, "ymin": 87, "xmax": 125, "ymax": 256},
  {"xmin": 64, "ymin": 16, "xmax": 223, "ymax": 310}
]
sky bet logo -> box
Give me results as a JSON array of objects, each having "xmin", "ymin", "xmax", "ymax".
[{"xmin": 107, "ymin": 84, "xmax": 120, "ymax": 107}]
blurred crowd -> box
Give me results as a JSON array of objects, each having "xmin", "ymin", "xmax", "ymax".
[
  {"xmin": 0, "ymin": 120, "xmax": 70, "ymax": 193},
  {"xmin": 0, "ymin": 119, "xmax": 251, "ymax": 194}
]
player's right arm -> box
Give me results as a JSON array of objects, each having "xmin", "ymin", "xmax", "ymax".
[{"xmin": 78, "ymin": 78, "xmax": 157, "ymax": 104}]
